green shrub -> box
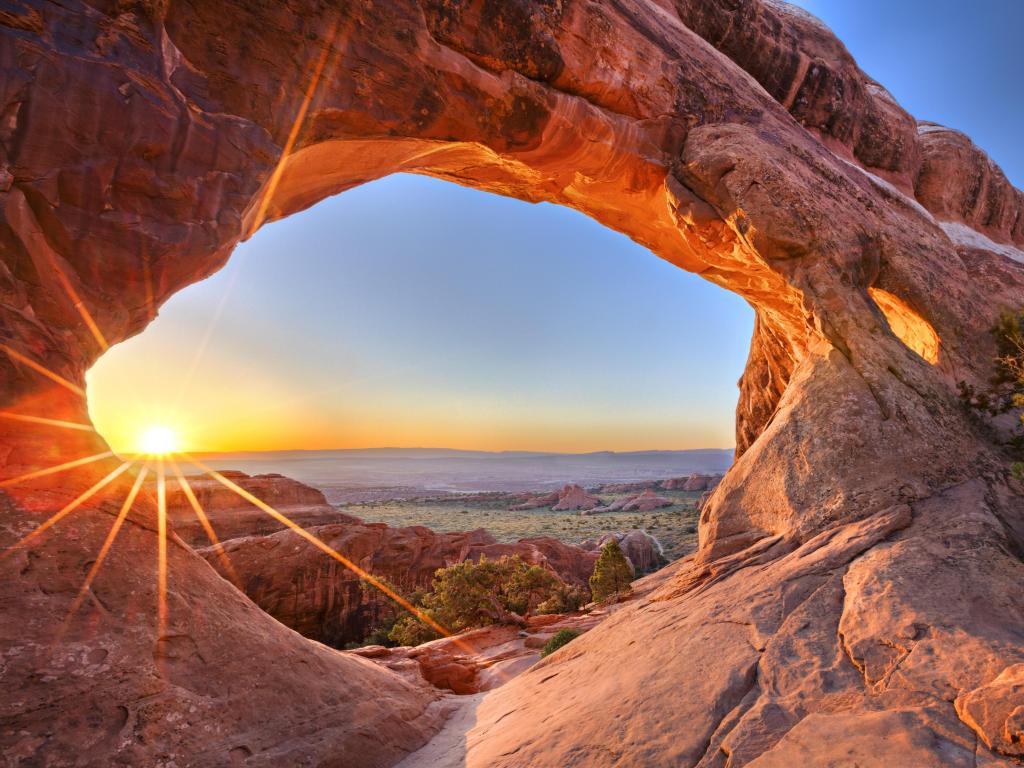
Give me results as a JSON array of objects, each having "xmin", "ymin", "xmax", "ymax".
[
  {"xmin": 535, "ymin": 583, "xmax": 588, "ymax": 615},
  {"xmin": 589, "ymin": 538, "xmax": 634, "ymax": 603},
  {"xmin": 958, "ymin": 309, "xmax": 1024, "ymax": 476},
  {"xmin": 388, "ymin": 612, "xmax": 443, "ymax": 647},
  {"xmin": 387, "ymin": 555, "xmax": 566, "ymax": 646},
  {"xmin": 541, "ymin": 628, "xmax": 581, "ymax": 657}
]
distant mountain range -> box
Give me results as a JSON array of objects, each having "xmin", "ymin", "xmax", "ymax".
[{"xmin": 192, "ymin": 447, "xmax": 734, "ymax": 500}]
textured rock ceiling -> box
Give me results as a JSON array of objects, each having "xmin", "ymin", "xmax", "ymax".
[{"xmin": 1, "ymin": 0, "xmax": 1023, "ymax": 765}]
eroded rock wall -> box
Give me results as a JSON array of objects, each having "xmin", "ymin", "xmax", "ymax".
[{"xmin": 200, "ymin": 522, "xmax": 598, "ymax": 647}]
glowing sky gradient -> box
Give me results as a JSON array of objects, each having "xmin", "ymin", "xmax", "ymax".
[
  {"xmin": 89, "ymin": 176, "xmax": 754, "ymax": 453},
  {"xmin": 87, "ymin": 2, "xmax": 1021, "ymax": 454}
]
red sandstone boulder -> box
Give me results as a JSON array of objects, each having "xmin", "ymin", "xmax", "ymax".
[
  {"xmin": 512, "ymin": 483, "xmax": 603, "ymax": 511},
  {"xmin": 551, "ymin": 484, "xmax": 602, "ymax": 511},
  {"xmin": 583, "ymin": 488, "xmax": 674, "ymax": 514},
  {"xmin": 620, "ymin": 489, "xmax": 673, "ymax": 512}
]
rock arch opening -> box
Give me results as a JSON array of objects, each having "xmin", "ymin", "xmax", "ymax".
[
  {"xmin": 86, "ymin": 172, "xmax": 754, "ymax": 460},
  {"xmin": 868, "ymin": 286, "xmax": 940, "ymax": 365}
]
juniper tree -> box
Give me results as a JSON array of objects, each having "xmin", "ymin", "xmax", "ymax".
[
  {"xmin": 588, "ymin": 539, "xmax": 634, "ymax": 602},
  {"xmin": 388, "ymin": 555, "xmax": 563, "ymax": 646}
]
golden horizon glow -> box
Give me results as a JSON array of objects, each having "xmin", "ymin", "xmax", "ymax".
[
  {"xmin": 91, "ymin": 389, "xmax": 733, "ymax": 455},
  {"xmin": 138, "ymin": 426, "xmax": 179, "ymax": 456}
]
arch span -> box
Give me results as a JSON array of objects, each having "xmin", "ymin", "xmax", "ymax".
[{"xmin": 2, "ymin": 1, "xmax": 1024, "ymax": 765}]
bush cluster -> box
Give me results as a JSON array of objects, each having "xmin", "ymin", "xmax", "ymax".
[
  {"xmin": 958, "ymin": 309, "xmax": 1024, "ymax": 480},
  {"xmin": 388, "ymin": 555, "xmax": 573, "ymax": 646},
  {"xmin": 540, "ymin": 628, "xmax": 581, "ymax": 657}
]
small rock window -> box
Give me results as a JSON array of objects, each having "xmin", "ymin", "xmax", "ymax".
[{"xmin": 868, "ymin": 287, "xmax": 940, "ymax": 364}]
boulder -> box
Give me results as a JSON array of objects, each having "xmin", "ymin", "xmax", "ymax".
[
  {"xmin": 620, "ymin": 489, "xmax": 673, "ymax": 512},
  {"xmin": 513, "ymin": 483, "xmax": 602, "ymax": 511},
  {"xmin": 582, "ymin": 530, "xmax": 664, "ymax": 575},
  {"xmin": 551, "ymin": 484, "xmax": 602, "ymax": 511},
  {"xmin": 583, "ymin": 488, "xmax": 673, "ymax": 514}
]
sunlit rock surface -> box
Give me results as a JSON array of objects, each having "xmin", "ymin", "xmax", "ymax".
[
  {"xmin": 2, "ymin": 0, "xmax": 1024, "ymax": 765},
  {"xmin": 164, "ymin": 470, "xmax": 353, "ymax": 546},
  {"xmin": 511, "ymin": 482, "xmax": 602, "ymax": 511},
  {"xmin": 584, "ymin": 487, "xmax": 674, "ymax": 514}
]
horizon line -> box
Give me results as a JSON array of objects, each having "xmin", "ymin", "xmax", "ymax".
[{"xmin": 115, "ymin": 444, "xmax": 737, "ymax": 459}]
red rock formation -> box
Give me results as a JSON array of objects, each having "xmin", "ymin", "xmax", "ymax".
[
  {"xmin": 584, "ymin": 488, "xmax": 673, "ymax": 514},
  {"xmin": 3, "ymin": 1, "xmax": 1024, "ymax": 765},
  {"xmin": 201, "ymin": 522, "xmax": 598, "ymax": 646},
  {"xmin": 511, "ymin": 483, "xmax": 602, "ymax": 511},
  {"xmin": 550, "ymin": 483, "xmax": 602, "ymax": 511},
  {"xmin": 915, "ymin": 123, "xmax": 1024, "ymax": 248},
  {"xmin": 621, "ymin": 489, "xmax": 673, "ymax": 512},
  {"xmin": 162, "ymin": 471, "xmax": 354, "ymax": 547},
  {"xmin": 661, "ymin": 472, "xmax": 716, "ymax": 491},
  {"xmin": 582, "ymin": 529, "xmax": 663, "ymax": 575}
]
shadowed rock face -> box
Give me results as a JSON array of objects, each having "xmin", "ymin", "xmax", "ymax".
[
  {"xmin": 200, "ymin": 521, "xmax": 599, "ymax": 647},
  {"xmin": 2, "ymin": 1, "xmax": 1024, "ymax": 765}
]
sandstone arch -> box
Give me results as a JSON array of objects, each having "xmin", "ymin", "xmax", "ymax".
[{"xmin": 2, "ymin": 1, "xmax": 1024, "ymax": 766}]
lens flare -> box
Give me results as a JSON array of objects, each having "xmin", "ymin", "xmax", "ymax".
[{"xmin": 139, "ymin": 426, "xmax": 178, "ymax": 456}]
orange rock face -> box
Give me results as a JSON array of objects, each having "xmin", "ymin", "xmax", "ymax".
[
  {"xmin": 164, "ymin": 471, "xmax": 353, "ymax": 546},
  {"xmin": 2, "ymin": 1, "xmax": 1024, "ymax": 766}
]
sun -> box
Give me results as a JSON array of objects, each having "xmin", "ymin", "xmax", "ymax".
[{"xmin": 138, "ymin": 425, "xmax": 179, "ymax": 456}]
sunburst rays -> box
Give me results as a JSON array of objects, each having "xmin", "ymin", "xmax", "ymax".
[
  {"xmin": 6, "ymin": 15, "xmax": 464, "ymax": 662},
  {"xmin": 244, "ymin": 18, "xmax": 346, "ymax": 238},
  {"xmin": 181, "ymin": 453, "xmax": 460, "ymax": 643},
  {"xmin": 46, "ymin": 255, "xmax": 109, "ymax": 353},
  {"xmin": 168, "ymin": 457, "xmax": 242, "ymax": 589},
  {"xmin": 2, "ymin": 460, "xmax": 134, "ymax": 559},
  {"xmin": 0, "ymin": 450, "xmax": 115, "ymax": 489},
  {"xmin": 0, "ymin": 411, "xmax": 96, "ymax": 432},
  {"xmin": 1, "ymin": 344, "xmax": 87, "ymax": 399},
  {"xmin": 65, "ymin": 463, "xmax": 151, "ymax": 619},
  {"xmin": 155, "ymin": 458, "xmax": 169, "ymax": 656}
]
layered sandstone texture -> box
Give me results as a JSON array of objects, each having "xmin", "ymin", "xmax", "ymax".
[
  {"xmin": 2, "ymin": 0, "xmax": 1024, "ymax": 766},
  {"xmin": 163, "ymin": 471, "xmax": 353, "ymax": 546}
]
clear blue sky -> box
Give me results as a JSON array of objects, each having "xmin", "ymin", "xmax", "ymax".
[
  {"xmin": 87, "ymin": 2, "xmax": 1020, "ymax": 453},
  {"xmin": 792, "ymin": 0, "xmax": 1022, "ymax": 186}
]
